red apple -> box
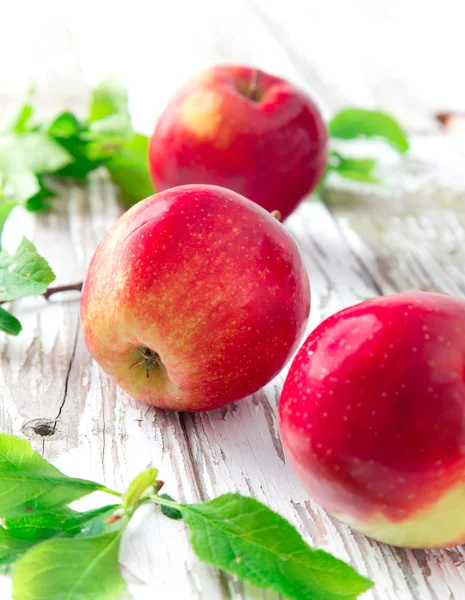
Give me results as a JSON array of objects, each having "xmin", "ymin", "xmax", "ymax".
[
  {"xmin": 279, "ymin": 292, "xmax": 465, "ymax": 548},
  {"xmin": 81, "ymin": 184, "xmax": 310, "ymax": 412},
  {"xmin": 149, "ymin": 65, "xmax": 328, "ymax": 220}
]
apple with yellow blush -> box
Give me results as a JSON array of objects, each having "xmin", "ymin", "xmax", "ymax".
[
  {"xmin": 81, "ymin": 184, "xmax": 310, "ymax": 411},
  {"xmin": 279, "ymin": 292, "xmax": 465, "ymax": 548},
  {"xmin": 149, "ymin": 65, "xmax": 328, "ymax": 220}
]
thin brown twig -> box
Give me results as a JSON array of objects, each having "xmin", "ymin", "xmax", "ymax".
[{"xmin": 0, "ymin": 282, "xmax": 83, "ymax": 305}]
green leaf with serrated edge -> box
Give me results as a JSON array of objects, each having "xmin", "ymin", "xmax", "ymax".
[
  {"xmin": 0, "ymin": 307, "xmax": 21, "ymax": 335},
  {"xmin": 106, "ymin": 133, "xmax": 154, "ymax": 206},
  {"xmin": 181, "ymin": 494, "xmax": 373, "ymax": 600},
  {"xmin": 329, "ymin": 108, "xmax": 409, "ymax": 154},
  {"xmin": 0, "ymin": 434, "xmax": 114, "ymax": 519},
  {"xmin": 12, "ymin": 531, "xmax": 126, "ymax": 600},
  {"xmin": 122, "ymin": 467, "xmax": 158, "ymax": 509},
  {"xmin": 159, "ymin": 494, "xmax": 183, "ymax": 520},
  {"xmin": 4, "ymin": 504, "xmax": 119, "ymax": 541},
  {"xmin": 0, "ymin": 237, "xmax": 55, "ymax": 302}
]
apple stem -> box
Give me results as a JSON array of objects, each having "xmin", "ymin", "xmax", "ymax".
[
  {"xmin": 270, "ymin": 210, "xmax": 282, "ymax": 222},
  {"xmin": 130, "ymin": 347, "xmax": 161, "ymax": 378},
  {"xmin": 248, "ymin": 69, "xmax": 262, "ymax": 101},
  {"xmin": 0, "ymin": 282, "xmax": 83, "ymax": 305}
]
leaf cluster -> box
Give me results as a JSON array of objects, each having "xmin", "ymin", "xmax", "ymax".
[{"xmin": 0, "ymin": 434, "xmax": 373, "ymax": 600}]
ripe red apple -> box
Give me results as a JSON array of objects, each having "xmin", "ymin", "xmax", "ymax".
[
  {"xmin": 279, "ymin": 292, "xmax": 465, "ymax": 548},
  {"xmin": 81, "ymin": 184, "xmax": 310, "ymax": 411},
  {"xmin": 149, "ymin": 65, "xmax": 328, "ymax": 220}
]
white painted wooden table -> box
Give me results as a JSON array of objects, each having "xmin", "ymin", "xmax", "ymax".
[{"xmin": 2, "ymin": 1, "xmax": 465, "ymax": 599}]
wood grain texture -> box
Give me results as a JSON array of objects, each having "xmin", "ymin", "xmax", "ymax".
[{"xmin": 2, "ymin": 1, "xmax": 465, "ymax": 599}]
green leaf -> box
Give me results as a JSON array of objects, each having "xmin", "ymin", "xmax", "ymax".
[
  {"xmin": 159, "ymin": 494, "xmax": 183, "ymax": 520},
  {"xmin": 48, "ymin": 112, "xmax": 104, "ymax": 181},
  {"xmin": 0, "ymin": 307, "xmax": 21, "ymax": 335},
  {"xmin": 88, "ymin": 77, "xmax": 132, "ymax": 139},
  {"xmin": 0, "ymin": 79, "xmax": 150, "ymax": 233},
  {"xmin": 329, "ymin": 108, "xmax": 409, "ymax": 154},
  {"xmin": 0, "ymin": 505, "xmax": 121, "ymax": 568},
  {"xmin": 0, "ymin": 132, "xmax": 73, "ymax": 174},
  {"xmin": 328, "ymin": 152, "xmax": 380, "ymax": 183},
  {"xmin": 4, "ymin": 508, "xmax": 78, "ymax": 542},
  {"xmin": 0, "ymin": 237, "xmax": 56, "ymax": 302},
  {"xmin": 53, "ymin": 139, "xmax": 102, "ymax": 181},
  {"xmin": 7, "ymin": 171, "xmax": 40, "ymax": 203},
  {"xmin": 0, "ymin": 199, "xmax": 19, "ymax": 240},
  {"xmin": 12, "ymin": 531, "xmax": 126, "ymax": 600},
  {"xmin": 0, "ymin": 527, "xmax": 35, "ymax": 566},
  {"xmin": 25, "ymin": 177, "xmax": 56, "ymax": 212},
  {"xmin": 0, "ymin": 433, "xmax": 108, "ymax": 518},
  {"xmin": 4, "ymin": 505, "xmax": 119, "ymax": 541},
  {"xmin": 181, "ymin": 494, "xmax": 373, "ymax": 600},
  {"xmin": 122, "ymin": 467, "xmax": 158, "ymax": 509},
  {"xmin": 106, "ymin": 134, "xmax": 154, "ymax": 206},
  {"xmin": 48, "ymin": 112, "xmax": 81, "ymax": 139},
  {"xmin": 10, "ymin": 104, "xmax": 34, "ymax": 134},
  {"xmin": 74, "ymin": 506, "xmax": 123, "ymax": 538},
  {"xmin": 334, "ymin": 170, "xmax": 380, "ymax": 183}
]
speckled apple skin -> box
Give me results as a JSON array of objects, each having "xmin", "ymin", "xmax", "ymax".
[
  {"xmin": 149, "ymin": 65, "xmax": 328, "ymax": 220},
  {"xmin": 80, "ymin": 185, "xmax": 310, "ymax": 412},
  {"xmin": 279, "ymin": 292, "xmax": 465, "ymax": 548}
]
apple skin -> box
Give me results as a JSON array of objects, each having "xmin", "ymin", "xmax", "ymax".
[
  {"xmin": 279, "ymin": 292, "xmax": 465, "ymax": 548},
  {"xmin": 80, "ymin": 184, "xmax": 310, "ymax": 412},
  {"xmin": 149, "ymin": 65, "xmax": 328, "ymax": 220}
]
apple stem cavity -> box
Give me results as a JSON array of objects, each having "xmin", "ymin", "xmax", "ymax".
[
  {"xmin": 247, "ymin": 69, "xmax": 262, "ymax": 102},
  {"xmin": 130, "ymin": 347, "xmax": 162, "ymax": 378}
]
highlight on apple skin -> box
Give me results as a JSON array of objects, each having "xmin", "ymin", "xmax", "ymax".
[
  {"xmin": 279, "ymin": 292, "xmax": 465, "ymax": 548},
  {"xmin": 80, "ymin": 184, "xmax": 310, "ymax": 412},
  {"xmin": 149, "ymin": 64, "xmax": 328, "ymax": 221}
]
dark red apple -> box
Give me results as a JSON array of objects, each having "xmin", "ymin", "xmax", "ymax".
[
  {"xmin": 279, "ymin": 292, "xmax": 465, "ymax": 548},
  {"xmin": 80, "ymin": 184, "xmax": 310, "ymax": 412},
  {"xmin": 149, "ymin": 65, "xmax": 328, "ymax": 220}
]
